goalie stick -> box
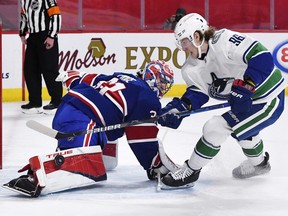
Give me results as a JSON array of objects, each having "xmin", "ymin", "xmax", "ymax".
[{"xmin": 26, "ymin": 102, "xmax": 229, "ymax": 140}]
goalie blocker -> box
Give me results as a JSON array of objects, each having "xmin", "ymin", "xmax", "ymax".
[{"xmin": 3, "ymin": 146, "xmax": 107, "ymax": 197}]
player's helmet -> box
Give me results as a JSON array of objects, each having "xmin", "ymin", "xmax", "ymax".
[
  {"xmin": 143, "ymin": 60, "xmax": 174, "ymax": 98},
  {"xmin": 174, "ymin": 13, "xmax": 208, "ymax": 51}
]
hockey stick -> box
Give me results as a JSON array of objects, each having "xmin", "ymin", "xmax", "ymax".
[
  {"xmin": 26, "ymin": 102, "xmax": 229, "ymax": 140},
  {"xmin": 180, "ymin": 102, "xmax": 229, "ymax": 117},
  {"xmin": 26, "ymin": 116, "xmax": 160, "ymax": 140}
]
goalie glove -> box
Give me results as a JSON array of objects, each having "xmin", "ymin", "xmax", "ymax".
[
  {"xmin": 158, "ymin": 97, "xmax": 191, "ymax": 129},
  {"xmin": 56, "ymin": 70, "xmax": 86, "ymax": 90}
]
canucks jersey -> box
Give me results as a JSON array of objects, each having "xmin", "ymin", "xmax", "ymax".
[{"xmin": 181, "ymin": 29, "xmax": 287, "ymax": 105}]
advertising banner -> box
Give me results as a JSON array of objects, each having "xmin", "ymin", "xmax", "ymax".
[{"xmin": 2, "ymin": 32, "xmax": 288, "ymax": 101}]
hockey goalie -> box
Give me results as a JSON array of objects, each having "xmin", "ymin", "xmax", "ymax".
[{"xmin": 3, "ymin": 60, "xmax": 181, "ymax": 197}]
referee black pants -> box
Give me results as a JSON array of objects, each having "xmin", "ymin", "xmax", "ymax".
[{"xmin": 24, "ymin": 31, "xmax": 63, "ymax": 106}]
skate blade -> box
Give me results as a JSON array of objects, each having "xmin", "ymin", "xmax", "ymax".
[
  {"xmin": 160, "ymin": 182, "xmax": 195, "ymax": 190},
  {"xmin": 43, "ymin": 109, "xmax": 57, "ymax": 115},
  {"xmin": 21, "ymin": 108, "xmax": 43, "ymax": 114},
  {"xmin": 2, "ymin": 184, "xmax": 33, "ymax": 197}
]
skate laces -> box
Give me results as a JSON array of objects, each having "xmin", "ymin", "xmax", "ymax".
[{"xmin": 171, "ymin": 161, "xmax": 194, "ymax": 181}]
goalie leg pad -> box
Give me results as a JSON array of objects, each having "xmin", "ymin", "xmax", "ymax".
[
  {"xmin": 39, "ymin": 146, "xmax": 107, "ymax": 195},
  {"xmin": 102, "ymin": 140, "xmax": 118, "ymax": 171},
  {"xmin": 4, "ymin": 146, "xmax": 107, "ymax": 197}
]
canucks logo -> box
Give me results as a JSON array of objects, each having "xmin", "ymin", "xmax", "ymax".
[
  {"xmin": 208, "ymin": 72, "xmax": 234, "ymax": 100},
  {"xmin": 211, "ymin": 29, "xmax": 225, "ymax": 44}
]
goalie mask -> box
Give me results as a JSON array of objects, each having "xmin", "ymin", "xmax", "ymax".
[
  {"xmin": 174, "ymin": 13, "xmax": 209, "ymax": 58},
  {"xmin": 142, "ymin": 60, "xmax": 174, "ymax": 98}
]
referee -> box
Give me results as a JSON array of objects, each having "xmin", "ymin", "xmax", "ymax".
[{"xmin": 20, "ymin": 0, "xmax": 63, "ymax": 114}]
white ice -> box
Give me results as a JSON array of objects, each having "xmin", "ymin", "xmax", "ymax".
[{"xmin": 1, "ymin": 98, "xmax": 288, "ymax": 216}]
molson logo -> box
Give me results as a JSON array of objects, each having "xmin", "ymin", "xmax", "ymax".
[
  {"xmin": 58, "ymin": 37, "xmax": 187, "ymax": 71},
  {"xmin": 273, "ymin": 40, "xmax": 288, "ymax": 73},
  {"xmin": 59, "ymin": 38, "xmax": 116, "ymax": 71}
]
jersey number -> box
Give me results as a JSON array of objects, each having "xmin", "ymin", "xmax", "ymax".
[
  {"xmin": 229, "ymin": 34, "xmax": 245, "ymax": 46},
  {"xmin": 97, "ymin": 78, "xmax": 126, "ymax": 95}
]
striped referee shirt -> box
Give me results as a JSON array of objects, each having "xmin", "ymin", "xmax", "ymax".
[{"xmin": 20, "ymin": 0, "xmax": 61, "ymax": 38}]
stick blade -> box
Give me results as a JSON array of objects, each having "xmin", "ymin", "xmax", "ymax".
[{"xmin": 26, "ymin": 120, "xmax": 58, "ymax": 139}]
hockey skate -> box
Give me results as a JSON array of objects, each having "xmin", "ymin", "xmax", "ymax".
[
  {"xmin": 21, "ymin": 103, "xmax": 42, "ymax": 114},
  {"xmin": 2, "ymin": 175, "xmax": 42, "ymax": 197},
  {"xmin": 232, "ymin": 152, "xmax": 271, "ymax": 179},
  {"xmin": 160, "ymin": 160, "xmax": 201, "ymax": 190},
  {"xmin": 147, "ymin": 142, "xmax": 180, "ymax": 181},
  {"xmin": 147, "ymin": 156, "xmax": 177, "ymax": 180},
  {"xmin": 147, "ymin": 161, "xmax": 170, "ymax": 180}
]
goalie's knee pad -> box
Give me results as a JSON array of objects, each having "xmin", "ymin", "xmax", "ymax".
[
  {"xmin": 102, "ymin": 140, "xmax": 118, "ymax": 170},
  {"xmin": 20, "ymin": 146, "xmax": 107, "ymax": 196}
]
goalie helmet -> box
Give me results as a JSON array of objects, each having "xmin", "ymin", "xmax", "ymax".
[
  {"xmin": 142, "ymin": 60, "xmax": 174, "ymax": 98},
  {"xmin": 174, "ymin": 13, "xmax": 208, "ymax": 57}
]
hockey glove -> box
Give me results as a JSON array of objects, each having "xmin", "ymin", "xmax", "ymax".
[
  {"xmin": 158, "ymin": 113, "xmax": 184, "ymax": 129},
  {"xmin": 229, "ymin": 79, "xmax": 255, "ymax": 113},
  {"xmin": 161, "ymin": 97, "xmax": 191, "ymax": 114},
  {"xmin": 56, "ymin": 70, "xmax": 86, "ymax": 90},
  {"xmin": 158, "ymin": 97, "xmax": 191, "ymax": 129}
]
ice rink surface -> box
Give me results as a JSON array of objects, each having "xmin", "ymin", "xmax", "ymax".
[{"xmin": 1, "ymin": 98, "xmax": 288, "ymax": 216}]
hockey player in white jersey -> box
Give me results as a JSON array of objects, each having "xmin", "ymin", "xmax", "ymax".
[{"xmin": 158, "ymin": 13, "xmax": 286, "ymax": 189}]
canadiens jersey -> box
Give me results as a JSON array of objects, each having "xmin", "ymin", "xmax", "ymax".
[
  {"xmin": 61, "ymin": 72, "xmax": 161, "ymax": 142},
  {"xmin": 181, "ymin": 28, "xmax": 287, "ymax": 105}
]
